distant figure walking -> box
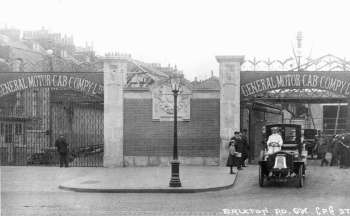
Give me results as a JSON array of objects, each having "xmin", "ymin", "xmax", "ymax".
[{"xmin": 55, "ymin": 134, "xmax": 69, "ymax": 168}]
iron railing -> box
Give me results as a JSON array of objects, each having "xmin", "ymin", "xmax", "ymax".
[{"xmin": 0, "ymin": 89, "xmax": 103, "ymax": 167}]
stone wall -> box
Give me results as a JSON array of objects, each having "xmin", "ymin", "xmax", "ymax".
[{"xmin": 123, "ymin": 90, "xmax": 220, "ymax": 166}]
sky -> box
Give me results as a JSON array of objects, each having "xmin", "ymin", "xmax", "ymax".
[{"xmin": 1, "ymin": 0, "xmax": 350, "ymax": 80}]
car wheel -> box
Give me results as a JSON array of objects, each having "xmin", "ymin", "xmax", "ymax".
[
  {"xmin": 297, "ymin": 165, "xmax": 304, "ymax": 188},
  {"xmin": 259, "ymin": 166, "xmax": 264, "ymax": 187}
]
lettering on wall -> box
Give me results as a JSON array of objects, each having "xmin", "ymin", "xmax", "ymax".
[
  {"xmin": 0, "ymin": 74, "xmax": 104, "ymax": 97},
  {"xmin": 240, "ymin": 73, "xmax": 350, "ymax": 97}
]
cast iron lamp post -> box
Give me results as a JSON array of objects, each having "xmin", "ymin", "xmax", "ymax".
[{"xmin": 169, "ymin": 75, "xmax": 182, "ymax": 187}]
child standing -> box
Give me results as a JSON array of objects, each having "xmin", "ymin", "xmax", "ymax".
[{"xmin": 226, "ymin": 140, "xmax": 236, "ymax": 174}]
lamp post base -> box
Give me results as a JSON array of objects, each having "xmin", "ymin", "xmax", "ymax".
[{"xmin": 169, "ymin": 160, "xmax": 182, "ymax": 187}]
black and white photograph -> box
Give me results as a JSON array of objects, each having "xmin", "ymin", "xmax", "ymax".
[{"xmin": 1, "ymin": 0, "xmax": 350, "ymax": 215}]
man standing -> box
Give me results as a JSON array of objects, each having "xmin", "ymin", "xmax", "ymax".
[
  {"xmin": 318, "ymin": 133, "xmax": 330, "ymax": 166},
  {"xmin": 55, "ymin": 134, "xmax": 69, "ymax": 168},
  {"xmin": 330, "ymin": 135, "xmax": 340, "ymax": 166},
  {"xmin": 241, "ymin": 129, "xmax": 249, "ymax": 167},
  {"xmin": 339, "ymin": 134, "xmax": 350, "ymax": 169}
]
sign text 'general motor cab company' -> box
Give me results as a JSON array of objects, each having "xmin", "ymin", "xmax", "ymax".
[
  {"xmin": 0, "ymin": 74, "xmax": 103, "ymax": 97},
  {"xmin": 241, "ymin": 72, "xmax": 350, "ymax": 97}
]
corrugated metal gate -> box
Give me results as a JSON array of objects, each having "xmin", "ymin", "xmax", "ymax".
[{"xmin": 0, "ymin": 75, "xmax": 104, "ymax": 167}]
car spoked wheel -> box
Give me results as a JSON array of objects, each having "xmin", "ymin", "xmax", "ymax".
[
  {"xmin": 297, "ymin": 165, "xmax": 304, "ymax": 188},
  {"xmin": 259, "ymin": 166, "xmax": 264, "ymax": 187}
]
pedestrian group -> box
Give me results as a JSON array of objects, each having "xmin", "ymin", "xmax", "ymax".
[
  {"xmin": 227, "ymin": 128, "xmax": 350, "ymax": 174},
  {"xmin": 316, "ymin": 131, "xmax": 350, "ymax": 168},
  {"xmin": 226, "ymin": 130, "xmax": 249, "ymax": 174}
]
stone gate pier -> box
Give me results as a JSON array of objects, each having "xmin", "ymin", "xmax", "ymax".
[
  {"xmin": 216, "ymin": 56, "xmax": 244, "ymax": 165},
  {"xmin": 103, "ymin": 55, "xmax": 129, "ymax": 167}
]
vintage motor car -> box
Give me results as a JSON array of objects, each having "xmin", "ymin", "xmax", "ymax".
[{"xmin": 259, "ymin": 124, "xmax": 307, "ymax": 188}]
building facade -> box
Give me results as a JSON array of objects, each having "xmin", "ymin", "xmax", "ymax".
[{"xmin": 2, "ymin": 27, "xmax": 349, "ymax": 167}]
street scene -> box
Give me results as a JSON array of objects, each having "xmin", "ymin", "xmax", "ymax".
[
  {"xmin": 2, "ymin": 163, "xmax": 350, "ymax": 216},
  {"xmin": 1, "ymin": 0, "xmax": 350, "ymax": 215}
]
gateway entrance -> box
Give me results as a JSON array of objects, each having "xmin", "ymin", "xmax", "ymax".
[
  {"xmin": 0, "ymin": 58, "xmax": 104, "ymax": 167},
  {"xmin": 239, "ymin": 54, "xmax": 350, "ymax": 162}
]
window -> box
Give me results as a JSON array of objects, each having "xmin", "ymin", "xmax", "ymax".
[
  {"xmin": 284, "ymin": 127, "xmax": 296, "ymax": 143},
  {"xmin": 323, "ymin": 105, "xmax": 347, "ymax": 135},
  {"xmin": 15, "ymin": 123, "xmax": 22, "ymax": 135},
  {"xmin": 0, "ymin": 123, "xmax": 4, "ymax": 136},
  {"xmin": 5, "ymin": 124, "xmax": 13, "ymax": 143}
]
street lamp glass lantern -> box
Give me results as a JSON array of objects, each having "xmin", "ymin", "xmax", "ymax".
[
  {"xmin": 170, "ymin": 76, "xmax": 181, "ymax": 92},
  {"xmin": 46, "ymin": 49, "xmax": 54, "ymax": 55}
]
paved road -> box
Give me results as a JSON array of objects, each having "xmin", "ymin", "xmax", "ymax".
[{"xmin": 2, "ymin": 164, "xmax": 350, "ymax": 216}]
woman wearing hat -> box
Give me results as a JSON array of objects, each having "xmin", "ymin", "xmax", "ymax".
[{"xmin": 266, "ymin": 127, "xmax": 283, "ymax": 154}]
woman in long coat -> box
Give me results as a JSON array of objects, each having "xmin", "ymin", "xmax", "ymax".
[{"xmin": 226, "ymin": 140, "xmax": 236, "ymax": 174}]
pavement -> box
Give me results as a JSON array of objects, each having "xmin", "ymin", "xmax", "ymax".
[
  {"xmin": 58, "ymin": 166, "xmax": 238, "ymax": 193},
  {"xmin": 2, "ymin": 163, "xmax": 350, "ymax": 216}
]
